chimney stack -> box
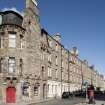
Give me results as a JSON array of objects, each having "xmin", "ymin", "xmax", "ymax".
[{"xmin": 53, "ymin": 33, "xmax": 61, "ymax": 43}]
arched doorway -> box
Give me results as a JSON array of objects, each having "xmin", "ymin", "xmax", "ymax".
[{"xmin": 6, "ymin": 87, "xmax": 16, "ymax": 103}]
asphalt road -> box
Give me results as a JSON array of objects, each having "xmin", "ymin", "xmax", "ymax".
[{"xmin": 30, "ymin": 97, "xmax": 85, "ymax": 105}]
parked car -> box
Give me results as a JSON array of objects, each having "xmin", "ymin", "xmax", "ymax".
[
  {"xmin": 62, "ymin": 92, "xmax": 74, "ymax": 99},
  {"xmin": 73, "ymin": 90, "xmax": 86, "ymax": 98},
  {"xmin": 62, "ymin": 92, "xmax": 69, "ymax": 98}
]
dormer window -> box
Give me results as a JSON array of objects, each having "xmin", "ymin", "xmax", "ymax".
[{"xmin": 48, "ymin": 39, "xmax": 53, "ymax": 48}]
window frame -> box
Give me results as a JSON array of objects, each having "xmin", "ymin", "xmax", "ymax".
[
  {"xmin": 8, "ymin": 57, "xmax": 16, "ymax": 74},
  {"xmin": 8, "ymin": 32, "xmax": 16, "ymax": 48}
]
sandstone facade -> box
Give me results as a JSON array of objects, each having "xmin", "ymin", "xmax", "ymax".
[{"xmin": 0, "ymin": 0, "xmax": 105, "ymax": 103}]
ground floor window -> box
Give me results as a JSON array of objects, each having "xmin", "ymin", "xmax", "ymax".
[
  {"xmin": 22, "ymin": 82, "xmax": 29, "ymax": 96},
  {"xmin": 47, "ymin": 84, "xmax": 49, "ymax": 93},
  {"xmin": 34, "ymin": 86, "xmax": 38, "ymax": 96}
]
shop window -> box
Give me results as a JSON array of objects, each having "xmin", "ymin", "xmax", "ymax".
[
  {"xmin": 47, "ymin": 84, "xmax": 49, "ymax": 93},
  {"xmin": 22, "ymin": 82, "xmax": 29, "ymax": 96},
  {"xmin": 9, "ymin": 33, "xmax": 16, "ymax": 48},
  {"xmin": 8, "ymin": 57, "xmax": 16, "ymax": 74},
  {"xmin": 34, "ymin": 86, "xmax": 38, "ymax": 96}
]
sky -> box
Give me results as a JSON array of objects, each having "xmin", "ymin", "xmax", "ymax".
[{"xmin": 0, "ymin": 0, "xmax": 105, "ymax": 76}]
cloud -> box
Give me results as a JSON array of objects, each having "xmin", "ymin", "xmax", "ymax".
[{"xmin": 1, "ymin": 7, "xmax": 24, "ymax": 16}]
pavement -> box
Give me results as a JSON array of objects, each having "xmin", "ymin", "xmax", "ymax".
[
  {"xmin": 0, "ymin": 97, "xmax": 85, "ymax": 105},
  {"xmin": 77, "ymin": 101, "xmax": 105, "ymax": 105},
  {"xmin": 30, "ymin": 97, "xmax": 85, "ymax": 105},
  {"xmin": 0, "ymin": 98, "xmax": 104, "ymax": 105},
  {"xmin": 29, "ymin": 98, "xmax": 105, "ymax": 105}
]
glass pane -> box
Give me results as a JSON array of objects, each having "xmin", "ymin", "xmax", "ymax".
[
  {"xmin": 9, "ymin": 58, "xmax": 15, "ymax": 73},
  {"xmin": 9, "ymin": 39, "xmax": 16, "ymax": 47},
  {"xmin": 9, "ymin": 33, "xmax": 16, "ymax": 48},
  {"xmin": 9, "ymin": 34, "xmax": 16, "ymax": 38},
  {"xmin": 9, "ymin": 67, "xmax": 14, "ymax": 73}
]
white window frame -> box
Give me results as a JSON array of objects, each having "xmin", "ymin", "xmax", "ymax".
[
  {"xmin": 8, "ymin": 57, "xmax": 16, "ymax": 73},
  {"xmin": 9, "ymin": 33, "xmax": 16, "ymax": 48}
]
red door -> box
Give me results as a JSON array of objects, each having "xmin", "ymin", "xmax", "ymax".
[{"xmin": 6, "ymin": 87, "xmax": 16, "ymax": 103}]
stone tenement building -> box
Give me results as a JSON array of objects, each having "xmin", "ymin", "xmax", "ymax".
[{"xmin": 0, "ymin": 0, "xmax": 105, "ymax": 103}]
